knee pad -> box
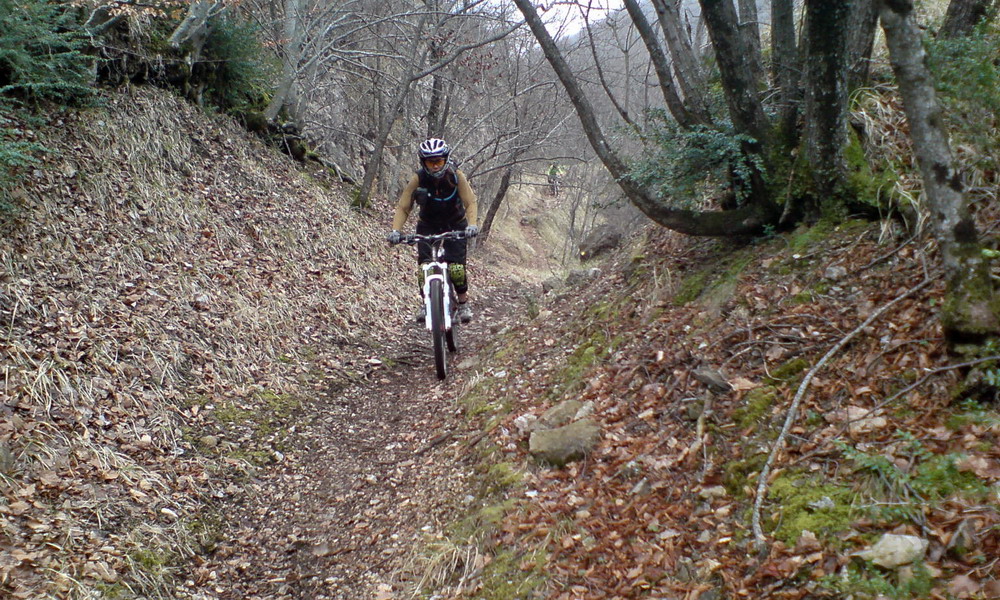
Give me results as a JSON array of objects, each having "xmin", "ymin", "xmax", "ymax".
[{"xmin": 448, "ymin": 263, "xmax": 467, "ymax": 289}]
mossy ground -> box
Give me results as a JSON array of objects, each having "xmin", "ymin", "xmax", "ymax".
[{"xmin": 766, "ymin": 471, "xmax": 855, "ymax": 546}]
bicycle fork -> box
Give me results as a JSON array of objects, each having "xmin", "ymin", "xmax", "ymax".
[{"xmin": 421, "ymin": 262, "xmax": 452, "ymax": 331}]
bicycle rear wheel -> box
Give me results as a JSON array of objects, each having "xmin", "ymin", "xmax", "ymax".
[{"xmin": 429, "ymin": 279, "xmax": 448, "ymax": 379}]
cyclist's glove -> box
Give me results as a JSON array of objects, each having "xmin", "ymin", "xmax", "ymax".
[
  {"xmin": 464, "ymin": 224, "xmax": 479, "ymax": 238},
  {"xmin": 387, "ymin": 230, "xmax": 402, "ymax": 244}
]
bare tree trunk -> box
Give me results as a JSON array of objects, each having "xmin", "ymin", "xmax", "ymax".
[
  {"xmin": 771, "ymin": 0, "xmax": 799, "ymax": 141},
  {"xmin": 622, "ymin": 0, "xmax": 704, "ymax": 128},
  {"xmin": 264, "ymin": 0, "xmax": 305, "ymax": 122},
  {"xmin": 803, "ymin": 0, "xmax": 850, "ymax": 208},
  {"xmin": 649, "ymin": 0, "xmax": 712, "ymax": 122},
  {"xmin": 479, "ymin": 165, "xmax": 515, "ymax": 243},
  {"xmin": 939, "ymin": 0, "xmax": 996, "ymax": 38},
  {"xmin": 697, "ymin": 0, "xmax": 770, "ymax": 143},
  {"xmin": 879, "ymin": 0, "xmax": 1000, "ymax": 339},
  {"xmin": 847, "ymin": 0, "xmax": 880, "ymax": 91},
  {"xmin": 169, "ymin": 0, "xmax": 224, "ymax": 59},
  {"xmin": 426, "ymin": 71, "xmax": 446, "ymax": 138},
  {"xmin": 737, "ymin": 0, "xmax": 767, "ymax": 89}
]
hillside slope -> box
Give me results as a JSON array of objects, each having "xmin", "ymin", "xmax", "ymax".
[
  {"xmin": 0, "ymin": 87, "xmax": 425, "ymax": 598},
  {"xmin": 414, "ymin": 222, "xmax": 1000, "ymax": 599}
]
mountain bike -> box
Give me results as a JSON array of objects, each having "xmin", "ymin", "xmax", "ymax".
[{"xmin": 393, "ymin": 231, "xmax": 466, "ymax": 380}]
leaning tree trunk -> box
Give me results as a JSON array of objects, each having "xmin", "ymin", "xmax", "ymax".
[
  {"xmin": 512, "ymin": 0, "xmax": 778, "ymax": 236},
  {"xmin": 697, "ymin": 0, "xmax": 770, "ymax": 143},
  {"xmin": 650, "ymin": 0, "xmax": 713, "ymax": 123},
  {"xmin": 169, "ymin": 0, "xmax": 224, "ymax": 60},
  {"xmin": 879, "ymin": 0, "xmax": 1000, "ymax": 340},
  {"xmin": 938, "ymin": 0, "xmax": 996, "ymax": 38},
  {"xmin": 622, "ymin": 0, "xmax": 703, "ymax": 128},
  {"xmin": 479, "ymin": 165, "xmax": 515, "ymax": 243}
]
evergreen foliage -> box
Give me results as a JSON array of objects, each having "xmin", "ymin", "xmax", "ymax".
[
  {"xmin": 927, "ymin": 22, "xmax": 1000, "ymax": 172},
  {"xmin": 629, "ymin": 115, "xmax": 764, "ymax": 209},
  {"xmin": 0, "ymin": 0, "xmax": 93, "ymax": 214},
  {"xmin": 200, "ymin": 16, "xmax": 277, "ymax": 114},
  {"xmin": 0, "ymin": 0, "xmax": 94, "ymax": 104}
]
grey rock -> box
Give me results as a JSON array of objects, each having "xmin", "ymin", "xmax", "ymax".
[
  {"xmin": 538, "ymin": 400, "xmax": 583, "ymax": 429},
  {"xmin": 857, "ymin": 534, "xmax": 929, "ymax": 568},
  {"xmin": 529, "ymin": 419, "xmax": 601, "ymax": 467},
  {"xmin": 578, "ymin": 224, "xmax": 623, "ymax": 261},
  {"xmin": 542, "ymin": 277, "xmax": 563, "ymax": 293},
  {"xmin": 692, "ymin": 368, "xmax": 732, "ymax": 393},
  {"xmin": 565, "ymin": 268, "xmax": 601, "ymax": 287}
]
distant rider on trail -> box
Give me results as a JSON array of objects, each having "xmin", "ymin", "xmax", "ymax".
[{"xmin": 387, "ymin": 138, "xmax": 479, "ymax": 323}]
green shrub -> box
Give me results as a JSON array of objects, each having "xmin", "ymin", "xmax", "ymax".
[
  {"xmin": 0, "ymin": 0, "xmax": 93, "ymax": 212},
  {"xmin": 201, "ymin": 16, "xmax": 277, "ymax": 114},
  {"xmin": 0, "ymin": 0, "xmax": 94, "ymax": 105},
  {"xmin": 629, "ymin": 115, "xmax": 764, "ymax": 208},
  {"xmin": 0, "ymin": 116, "xmax": 45, "ymax": 215},
  {"xmin": 928, "ymin": 23, "xmax": 1000, "ymax": 172}
]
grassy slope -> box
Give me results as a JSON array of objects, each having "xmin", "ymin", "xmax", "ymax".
[{"xmin": 0, "ymin": 87, "xmax": 411, "ymax": 598}]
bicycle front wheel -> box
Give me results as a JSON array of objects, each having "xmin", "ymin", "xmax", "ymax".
[
  {"xmin": 429, "ymin": 279, "xmax": 448, "ymax": 379},
  {"xmin": 446, "ymin": 289, "xmax": 459, "ymax": 353}
]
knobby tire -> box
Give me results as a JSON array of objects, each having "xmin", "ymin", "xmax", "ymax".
[
  {"xmin": 446, "ymin": 287, "xmax": 458, "ymax": 353},
  {"xmin": 430, "ymin": 279, "xmax": 448, "ymax": 379}
]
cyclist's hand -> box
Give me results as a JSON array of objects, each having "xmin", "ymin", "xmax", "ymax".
[
  {"xmin": 464, "ymin": 224, "xmax": 479, "ymax": 238},
  {"xmin": 387, "ymin": 230, "xmax": 402, "ymax": 245}
]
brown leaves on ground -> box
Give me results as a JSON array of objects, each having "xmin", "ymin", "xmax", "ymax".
[
  {"xmin": 0, "ymin": 87, "xmax": 416, "ymax": 598},
  {"xmin": 456, "ymin": 223, "xmax": 1000, "ymax": 598}
]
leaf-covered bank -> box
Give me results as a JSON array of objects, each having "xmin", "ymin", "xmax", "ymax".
[
  {"xmin": 0, "ymin": 87, "xmax": 412, "ymax": 598},
  {"xmin": 409, "ymin": 219, "xmax": 1000, "ymax": 599}
]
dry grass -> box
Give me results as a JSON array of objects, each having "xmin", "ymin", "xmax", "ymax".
[{"xmin": 0, "ymin": 87, "xmax": 414, "ymax": 597}]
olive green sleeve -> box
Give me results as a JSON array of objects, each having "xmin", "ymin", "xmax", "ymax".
[
  {"xmin": 456, "ymin": 170, "xmax": 478, "ymax": 226},
  {"xmin": 392, "ymin": 174, "xmax": 420, "ymax": 231}
]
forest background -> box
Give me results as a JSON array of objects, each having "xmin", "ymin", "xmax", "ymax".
[{"xmin": 2, "ymin": 0, "xmax": 1000, "ymax": 598}]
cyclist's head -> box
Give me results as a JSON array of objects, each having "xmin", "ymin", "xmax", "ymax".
[{"xmin": 418, "ymin": 138, "xmax": 450, "ymax": 178}]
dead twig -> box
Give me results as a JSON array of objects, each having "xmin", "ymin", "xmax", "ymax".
[
  {"xmin": 751, "ymin": 277, "xmax": 933, "ymax": 549},
  {"xmin": 414, "ymin": 431, "xmax": 455, "ymax": 456}
]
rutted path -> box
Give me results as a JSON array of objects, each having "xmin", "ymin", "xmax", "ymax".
[{"xmin": 206, "ymin": 276, "xmax": 531, "ymax": 600}]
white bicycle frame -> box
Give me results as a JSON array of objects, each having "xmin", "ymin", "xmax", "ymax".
[{"xmin": 421, "ymin": 245, "xmax": 453, "ymax": 331}]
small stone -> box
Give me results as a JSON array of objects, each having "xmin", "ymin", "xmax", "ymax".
[
  {"xmin": 698, "ymin": 485, "xmax": 728, "ymax": 500},
  {"xmin": 200, "ymin": 435, "xmax": 219, "ymax": 448},
  {"xmin": 808, "ymin": 496, "xmax": 836, "ymax": 511},
  {"xmin": 825, "ymin": 265, "xmax": 848, "ymax": 280},
  {"xmin": 857, "ymin": 534, "xmax": 928, "ymax": 568}
]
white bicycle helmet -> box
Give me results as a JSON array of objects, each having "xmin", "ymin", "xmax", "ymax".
[{"xmin": 418, "ymin": 138, "xmax": 450, "ymax": 160}]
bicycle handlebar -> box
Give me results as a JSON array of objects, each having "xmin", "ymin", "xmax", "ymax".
[{"xmin": 393, "ymin": 231, "xmax": 467, "ymax": 246}]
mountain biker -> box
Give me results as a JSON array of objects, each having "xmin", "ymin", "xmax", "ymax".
[{"xmin": 387, "ymin": 138, "xmax": 479, "ymax": 323}]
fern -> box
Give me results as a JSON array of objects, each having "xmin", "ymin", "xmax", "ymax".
[{"xmin": 839, "ymin": 432, "xmax": 989, "ymax": 526}]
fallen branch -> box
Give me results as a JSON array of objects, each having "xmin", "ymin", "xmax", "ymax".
[
  {"xmin": 750, "ymin": 277, "xmax": 933, "ymax": 549},
  {"xmin": 414, "ymin": 431, "xmax": 454, "ymax": 456}
]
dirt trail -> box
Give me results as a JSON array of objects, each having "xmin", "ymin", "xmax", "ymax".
[{"xmin": 206, "ymin": 274, "xmax": 531, "ymax": 600}]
